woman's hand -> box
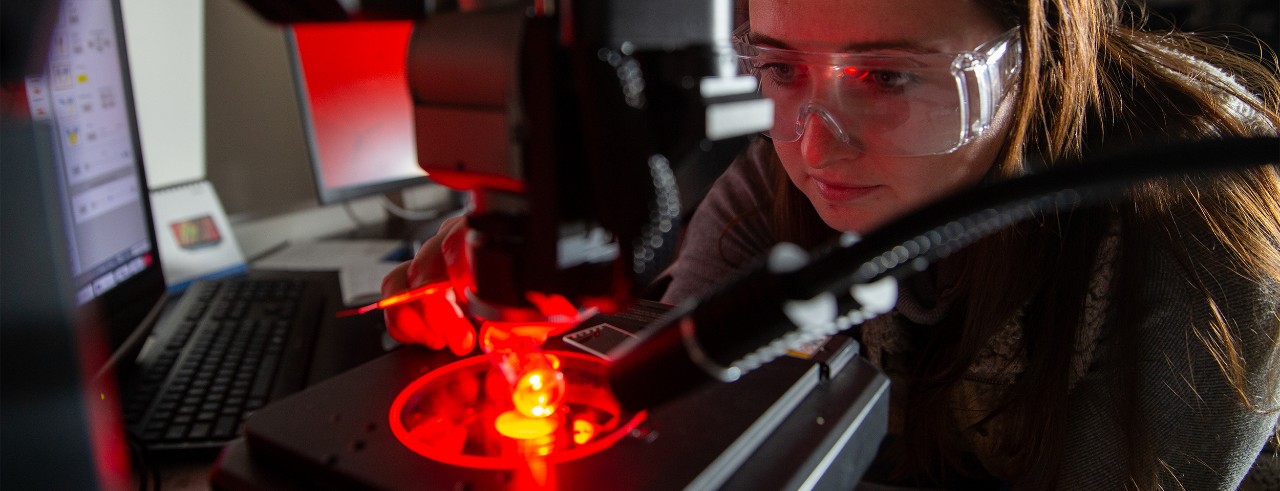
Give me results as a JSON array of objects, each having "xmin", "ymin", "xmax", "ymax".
[{"xmin": 379, "ymin": 215, "xmax": 476, "ymax": 355}]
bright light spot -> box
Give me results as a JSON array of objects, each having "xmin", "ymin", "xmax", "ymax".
[
  {"xmin": 572, "ymin": 419, "xmax": 596, "ymax": 445},
  {"xmin": 494, "ymin": 410, "xmax": 560, "ymax": 440},
  {"xmin": 512, "ymin": 367, "xmax": 566, "ymax": 419}
]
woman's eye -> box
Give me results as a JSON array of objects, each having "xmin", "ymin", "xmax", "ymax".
[
  {"xmin": 833, "ymin": 67, "xmax": 915, "ymax": 93},
  {"xmin": 866, "ymin": 70, "xmax": 913, "ymax": 90},
  {"xmin": 760, "ymin": 62, "xmax": 805, "ymax": 85}
]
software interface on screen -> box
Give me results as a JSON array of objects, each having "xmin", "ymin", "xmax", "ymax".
[
  {"xmin": 290, "ymin": 21, "xmax": 427, "ymax": 204},
  {"xmin": 24, "ymin": 0, "xmax": 153, "ymax": 306}
]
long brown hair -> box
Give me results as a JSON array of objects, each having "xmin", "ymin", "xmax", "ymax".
[{"xmin": 765, "ymin": 0, "xmax": 1280, "ymax": 487}]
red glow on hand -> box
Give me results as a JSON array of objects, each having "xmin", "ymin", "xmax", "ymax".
[{"xmin": 379, "ymin": 281, "xmax": 476, "ymax": 355}]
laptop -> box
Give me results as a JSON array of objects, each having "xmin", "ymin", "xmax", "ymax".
[{"xmin": 10, "ymin": 0, "xmax": 387, "ymax": 452}]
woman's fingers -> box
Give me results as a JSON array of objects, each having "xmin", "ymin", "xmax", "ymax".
[{"xmin": 379, "ymin": 215, "xmax": 477, "ymax": 352}]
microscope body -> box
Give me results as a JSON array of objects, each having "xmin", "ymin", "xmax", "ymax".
[{"xmin": 403, "ymin": 1, "xmax": 768, "ymax": 322}]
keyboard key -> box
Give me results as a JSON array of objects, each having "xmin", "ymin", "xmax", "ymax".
[
  {"xmin": 164, "ymin": 425, "xmax": 189, "ymax": 441},
  {"xmin": 250, "ymin": 354, "xmax": 280, "ymax": 399},
  {"xmin": 189, "ymin": 422, "xmax": 212, "ymax": 440},
  {"xmin": 213, "ymin": 416, "xmax": 239, "ymax": 439}
]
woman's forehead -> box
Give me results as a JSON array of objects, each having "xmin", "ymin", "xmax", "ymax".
[{"xmin": 747, "ymin": 0, "xmax": 1005, "ymax": 53}]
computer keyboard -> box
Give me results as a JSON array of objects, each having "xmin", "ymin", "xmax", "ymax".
[{"xmin": 123, "ymin": 277, "xmax": 323, "ymax": 450}]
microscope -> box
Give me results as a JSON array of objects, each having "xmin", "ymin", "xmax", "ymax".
[{"xmin": 212, "ymin": 1, "xmax": 1279, "ymax": 489}]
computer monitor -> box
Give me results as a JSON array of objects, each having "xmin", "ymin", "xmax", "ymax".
[
  {"xmin": 285, "ymin": 20, "xmax": 430, "ymax": 205},
  {"xmin": 2, "ymin": 0, "xmax": 156, "ymax": 488},
  {"xmin": 18, "ymin": 0, "xmax": 165, "ymax": 351}
]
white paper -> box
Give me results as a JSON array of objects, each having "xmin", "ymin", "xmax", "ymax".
[
  {"xmin": 150, "ymin": 180, "xmax": 246, "ymax": 290},
  {"xmin": 339, "ymin": 261, "xmax": 401, "ymax": 306}
]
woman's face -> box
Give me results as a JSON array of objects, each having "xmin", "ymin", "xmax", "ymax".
[{"xmin": 749, "ymin": 0, "xmax": 1014, "ymax": 233}]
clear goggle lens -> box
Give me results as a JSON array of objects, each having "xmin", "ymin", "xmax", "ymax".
[{"xmin": 735, "ymin": 27, "xmax": 1022, "ymax": 157}]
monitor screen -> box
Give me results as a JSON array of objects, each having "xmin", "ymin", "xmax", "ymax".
[
  {"xmin": 23, "ymin": 0, "xmax": 158, "ymax": 310},
  {"xmin": 286, "ymin": 21, "xmax": 429, "ymax": 205}
]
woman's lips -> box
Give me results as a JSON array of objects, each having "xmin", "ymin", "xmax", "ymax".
[{"xmin": 811, "ymin": 177, "xmax": 878, "ymax": 203}]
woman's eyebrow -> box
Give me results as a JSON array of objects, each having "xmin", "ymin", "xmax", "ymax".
[{"xmin": 750, "ymin": 32, "xmax": 937, "ymax": 54}]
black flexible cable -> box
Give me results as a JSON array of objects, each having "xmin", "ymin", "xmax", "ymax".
[{"xmin": 608, "ymin": 136, "xmax": 1280, "ymax": 411}]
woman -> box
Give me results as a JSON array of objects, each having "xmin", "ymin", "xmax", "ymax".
[
  {"xmin": 660, "ymin": 0, "xmax": 1280, "ymax": 488},
  {"xmin": 385, "ymin": 0, "xmax": 1280, "ymax": 488}
]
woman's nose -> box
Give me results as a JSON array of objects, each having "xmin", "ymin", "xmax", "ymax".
[{"xmin": 798, "ymin": 106, "xmax": 858, "ymax": 168}]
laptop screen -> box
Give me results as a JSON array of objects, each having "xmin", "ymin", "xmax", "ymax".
[{"xmin": 22, "ymin": 0, "xmax": 167, "ymax": 355}]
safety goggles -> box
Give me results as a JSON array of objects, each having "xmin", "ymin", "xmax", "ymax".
[{"xmin": 735, "ymin": 27, "xmax": 1022, "ymax": 156}]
